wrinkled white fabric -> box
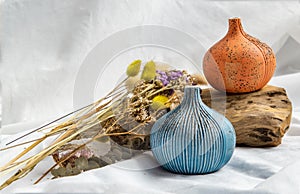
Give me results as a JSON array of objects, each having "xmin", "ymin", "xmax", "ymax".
[
  {"xmin": 1, "ymin": 125, "xmax": 300, "ymax": 194},
  {"xmin": 1, "ymin": 0, "xmax": 300, "ymax": 193}
]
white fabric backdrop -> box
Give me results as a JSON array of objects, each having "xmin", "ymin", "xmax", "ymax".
[
  {"xmin": 1, "ymin": 0, "xmax": 300, "ymax": 193},
  {"xmin": 0, "ymin": 0, "xmax": 300, "ymax": 125}
]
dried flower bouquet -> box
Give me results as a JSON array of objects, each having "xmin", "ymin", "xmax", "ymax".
[{"xmin": 0, "ymin": 60, "xmax": 206, "ymax": 190}]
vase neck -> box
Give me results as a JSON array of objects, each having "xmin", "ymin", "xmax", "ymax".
[
  {"xmin": 227, "ymin": 18, "xmax": 244, "ymax": 36},
  {"xmin": 182, "ymin": 86, "xmax": 202, "ymax": 104}
]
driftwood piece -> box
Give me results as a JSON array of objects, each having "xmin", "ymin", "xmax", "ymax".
[{"xmin": 201, "ymin": 85, "xmax": 292, "ymax": 147}]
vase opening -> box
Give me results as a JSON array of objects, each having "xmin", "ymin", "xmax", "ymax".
[
  {"xmin": 228, "ymin": 17, "xmax": 244, "ymax": 36},
  {"xmin": 182, "ymin": 86, "xmax": 202, "ymax": 103}
]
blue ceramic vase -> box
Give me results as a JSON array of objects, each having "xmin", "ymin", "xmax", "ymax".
[{"xmin": 150, "ymin": 86, "xmax": 236, "ymax": 174}]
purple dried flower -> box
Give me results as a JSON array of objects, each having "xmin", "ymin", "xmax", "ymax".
[
  {"xmin": 156, "ymin": 70, "xmax": 184, "ymax": 86},
  {"xmin": 74, "ymin": 148, "xmax": 94, "ymax": 159},
  {"xmin": 162, "ymin": 79, "xmax": 169, "ymax": 86},
  {"xmin": 169, "ymin": 71, "xmax": 183, "ymax": 80},
  {"xmin": 156, "ymin": 70, "xmax": 169, "ymax": 86}
]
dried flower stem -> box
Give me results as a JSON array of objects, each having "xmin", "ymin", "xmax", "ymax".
[
  {"xmin": 35, "ymin": 119, "xmax": 150, "ymax": 184},
  {"xmin": 0, "ymin": 78, "xmax": 131, "ymax": 190},
  {"xmin": 146, "ymin": 86, "xmax": 173, "ymax": 98}
]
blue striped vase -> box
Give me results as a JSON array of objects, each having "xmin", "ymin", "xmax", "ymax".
[{"xmin": 150, "ymin": 86, "xmax": 236, "ymax": 174}]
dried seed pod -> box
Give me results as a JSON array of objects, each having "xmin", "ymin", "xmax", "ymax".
[
  {"xmin": 125, "ymin": 76, "xmax": 140, "ymax": 91},
  {"xmin": 51, "ymin": 167, "xmax": 67, "ymax": 178},
  {"xmin": 100, "ymin": 156, "xmax": 113, "ymax": 165},
  {"xmin": 87, "ymin": 160, "xmax": 100, "ymax": 170},
  {"xmin": 88, "ymin": 157, "xmax": 108, "ymax": 167},
  {"xmin": 111, "ymin": 149, "xmax": 123, "ymax": 160},
  {"xmin": 126, "ymin": 59, "xmax": 142, "ymax": 77},
  {"xmin": 74, "ymin": 157, "xmax": 89, "ymax": 171},
  {"xmin": 130, "ymin": 137, "xmax": 144, "ymax": 150},
  {"xmin": 141, "ymin": 61, "xmax": 156, "ymax": 81},
  {"xmin": 65, "ymin": 166, "xmax": 81, "ymax": 176},
  {"xmin": 121, "ymin": 151, "xmax": 132, "ymax": 160}
]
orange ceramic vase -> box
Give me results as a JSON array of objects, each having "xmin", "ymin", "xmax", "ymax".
[{"xmin": 203, "ymin": 18, "xmax": 276, "ymax": 93}]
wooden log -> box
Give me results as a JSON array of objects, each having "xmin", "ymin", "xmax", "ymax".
[{"xmin": 201, "ymin": 85, "xmax": 292, "ymax": 147}]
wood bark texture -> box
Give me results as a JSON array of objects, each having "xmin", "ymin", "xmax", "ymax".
[{"xmin": 201, "ymin": 85, "xmax": 292, "ymax": 147}]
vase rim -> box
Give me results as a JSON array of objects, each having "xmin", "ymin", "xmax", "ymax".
[
  {"xmin": 185, "ymin": 85, "xmax": 201, "ymax": 89},
  {"xmin": 229, "ymin": 17, "xmax": 241, "ymax": 20}
]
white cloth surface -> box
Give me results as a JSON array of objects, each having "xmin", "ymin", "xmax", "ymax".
[
  {"xmin": 1, "ymin": 0, "xmax": 300, "ymax": 194},
  {"xmin": 1, "ymin": 116, "xmax": 300, "ymax": 194}
]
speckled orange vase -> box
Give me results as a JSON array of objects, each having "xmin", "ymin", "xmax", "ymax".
[{"xmin": 203, "ymin": 18, "xmax": 276, "ymax": 93}]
